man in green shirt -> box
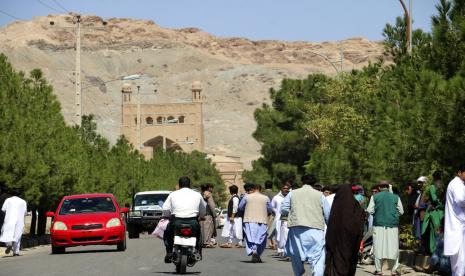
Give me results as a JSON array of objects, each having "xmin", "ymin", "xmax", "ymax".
[{"xmin": 366, "ymin": 181, "xmax": 404, "ymax": 276}]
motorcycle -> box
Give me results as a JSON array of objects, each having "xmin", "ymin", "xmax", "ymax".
[
  {"xmin": 171, "ymin": 223, "xmax": 201, "ymax": 274},
  {"xmin": 358, "ymin": 229, "xmax": 374, "ymax": 265}
]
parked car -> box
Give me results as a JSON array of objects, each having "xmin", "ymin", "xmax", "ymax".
[
  {"xmin": 216, "ymin": 209, "xmax": 227, "ymax": 229},
  {"xmin": 46, "ymin": 193, "xmax": 129, "ymax": 254}
]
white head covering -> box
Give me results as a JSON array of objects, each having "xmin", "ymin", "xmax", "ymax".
[{"xmin": 417, "ymin": 176, "xmax": 427, "ymax": 183}]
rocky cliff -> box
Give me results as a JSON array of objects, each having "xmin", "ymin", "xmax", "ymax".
[{"xmin": 0, "ymin": 14, "xmax": 387, "ymax": 168}]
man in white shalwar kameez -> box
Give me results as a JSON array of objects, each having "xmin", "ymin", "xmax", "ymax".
[
  {"xmin": 221, "ymin": 185, "xmax": 243, "ymax": 248},
  {"xmin": 0, "ymin": 189, "xmax": 27, "ymax": 256},
  {"xmin": 444, "ymin": 166, "xmax": 465, "ymax": 276},
  {"xmin": 272, "ymin": 182, "xmax": 291, "ymax": 256}
]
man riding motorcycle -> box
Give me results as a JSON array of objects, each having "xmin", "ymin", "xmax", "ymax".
[{"xmin": 162, "ymin": 176, "xmax": 206, "ymax": 263}]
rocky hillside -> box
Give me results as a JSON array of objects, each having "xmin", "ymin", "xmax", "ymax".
[{"xmin": 0, "ymin": 14, "xmax": 387, "ymax": 168}]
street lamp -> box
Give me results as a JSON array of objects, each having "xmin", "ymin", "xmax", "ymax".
[
  {"xmin": 122, "ymin": 74, "xmax": 142, "ymax": 81},
  {"xmin": 398, "ymin": 0, "xmax": 413, "ymax": 53},
  {"xmin": 304, "ymin": 49, "xmax": 341, "ymax": 75},
  {"xmin": 120, "ymin": 74, "xmax": 156, "ymax": 151},
  {"xmin": 160, "ymin": 118, "xmax": 181, "ymax": 151},
  {"xmin": 136, "ymin": 85, "xmax": 141, "ymax": 151}
]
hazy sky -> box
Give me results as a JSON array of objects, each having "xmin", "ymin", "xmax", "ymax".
[{"xmin": 0, "ymin": 0, "xmax": 439, "ymax": 42}]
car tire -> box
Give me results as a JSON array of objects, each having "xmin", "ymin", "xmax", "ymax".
[
  {"xmin": 51, "ymin": 245, "xmax": 65, "ymax": 254},
  {"xmin": 117, "ymin": 237, "xmax": 127, "ymax": 251},
  {"xmin": 128, "ymin": 224, "xmax": 139, "ymax": 239}
]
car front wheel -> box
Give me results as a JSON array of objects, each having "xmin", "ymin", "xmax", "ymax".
[
  {"xmin": 117, "ymin": 237, "xmax": 127, "ymax": 251},
  {"xmin": 51, "ymin": 245, "xmax": 65, "ymax": 254}
]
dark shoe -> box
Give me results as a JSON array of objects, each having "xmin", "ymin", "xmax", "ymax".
[
  {"xmin": 13, "ymin": 253, "xmax": 19, "ymax": 257},
  {"xmin": 5, "ymin": 245, "xmax": 12, "ymax": 255},
  {"xmin": 251, "ymin": 253, "xmax": 263, "ymax": 263},
  {"xmin": 251, "ymin": 253, "xmax": 259, "ymax": 263},
  {"xmin": 164, "ymin": 253, "xmax": 173, "ymax": 263}
]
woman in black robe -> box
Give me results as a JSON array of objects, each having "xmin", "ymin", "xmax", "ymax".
[{"xmin": 324, "ymin": 184, "xmax": 365, "ymax": 276}]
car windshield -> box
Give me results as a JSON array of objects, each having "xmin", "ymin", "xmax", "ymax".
[
  {"xmin": 134, "ymin": 194, "xmax": 169, "ymax": 207},
  {"xmin": 59, "ymin": 197, "xmax": 116, "ymax": 215}
]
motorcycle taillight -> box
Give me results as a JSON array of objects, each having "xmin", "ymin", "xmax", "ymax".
[{"xmin": 180, "ymin": 228, "xmax": 192, "ymax": 236}]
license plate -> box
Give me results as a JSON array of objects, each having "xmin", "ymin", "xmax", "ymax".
[{"xmin": 174, "ymin": 236, "xmax": 196, "ymax": 246}]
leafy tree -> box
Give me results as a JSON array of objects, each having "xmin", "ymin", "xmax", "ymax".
[
  {"xmin": 243, "ymin": 159, "xmax": 272, "ymax": 185},
  {"xmin": 0, "ymin": 53, "xmax": 226, "ymax": 234},
  {"xmin": 246, "ymin": 0, "xmax": 465, "ymax": 190}
]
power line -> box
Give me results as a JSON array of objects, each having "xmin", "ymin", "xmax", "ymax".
[
  {"xmin": 52, "ymin": 0, "xmax": 71, "ymax": 13},
  {"xmin": 0, "ymin": 9, "xmax": 23, "ymax": 20},
  {"xmin": 36, "ymin": 0, "xmax": 62, "ymax": 13}
]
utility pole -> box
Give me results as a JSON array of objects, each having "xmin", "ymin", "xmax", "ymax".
[
  {"xmin": 75, "ymin": 15, "xmax": 82, "ymax": 126},
  {"xmin": 409, "ymin": 0, "xmax": 413, "ymax": 53},
  {"xmin": 136, "ymin": 85, "xmax": 141, "ymax": 151},
  {"xmin": 49, "ymin": 15, "xmax": 107, "ymax": 127}
]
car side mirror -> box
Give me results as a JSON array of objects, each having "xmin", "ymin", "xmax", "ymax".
[
  {"xmin": 120, "ymin": 207, "xmax": 129, "ymax": 213},
  {"xmin": 46, "ymin": 211, "xmax": 55, "ymax": 217}
]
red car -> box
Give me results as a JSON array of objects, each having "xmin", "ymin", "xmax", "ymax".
[{"xmin": 46, "ymin": 193, "xmax": 129, "ymax": 254}]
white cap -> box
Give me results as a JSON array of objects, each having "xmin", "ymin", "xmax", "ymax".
[{"xmin": 417, "ymin": 176, "xmax": 427, "ymax": 183}]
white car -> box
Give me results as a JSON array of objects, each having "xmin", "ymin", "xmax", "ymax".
[
  {"xmin": 216, "ymin": 209, "xmax": 227, "ymax": 228},
  {"xmin": 127, "ymin": 190, "xmax": 171, "ymax": 238}
]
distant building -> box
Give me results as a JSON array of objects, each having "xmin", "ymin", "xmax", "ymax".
[
  {"xmin": 207, "ymin": 153, "xmax": 244, "ymax": 193},
  {"xmin": 121, "ymin": 81, "xmax": 204, "ymax": 158},
  {"xmin": 120, "ymin": 81, "xmax": 244, "ymax": 191}
]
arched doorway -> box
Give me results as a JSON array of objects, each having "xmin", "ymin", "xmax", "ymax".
[{"xmin": 143, "ymin": 136, "xmax": 184, "ymax": 152}]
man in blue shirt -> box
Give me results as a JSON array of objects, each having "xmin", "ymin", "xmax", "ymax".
[{"xmin": 281, "ymin": 175, "xmax": 330, "ymax": 276}]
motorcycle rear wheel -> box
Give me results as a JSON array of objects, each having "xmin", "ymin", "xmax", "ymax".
[{"xmin": 176, "ymin": 254, "xmax": 188, "ymax": 274}]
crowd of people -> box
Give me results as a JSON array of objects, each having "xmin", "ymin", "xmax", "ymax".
[
  {"xmin": 1, "ymin": 164, "xmax": 464, "ymax": 276},
  {"xmin": 188, "ymin": 164, "xmax": 465, "ymax": 276}
]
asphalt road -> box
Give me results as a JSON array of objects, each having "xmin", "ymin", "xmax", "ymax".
[{"xmin": 0, "ymin": 234, "xmax": 375, "ymax": 276}]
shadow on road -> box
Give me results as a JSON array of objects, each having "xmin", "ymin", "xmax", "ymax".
[
  {"xmin": 153, "ymin": 271, "xmax": 200, "ymax": 275},
  {"xmin": 238, "ymin": 260, "xmax": 268, "ymax": 264},
  {"xmin": 1, "ymin": 255, "xmax": 21, "ymax": 259},
  {"xmin": 50, "ymin": 249, "xmax": 119, "ymax": 255}
]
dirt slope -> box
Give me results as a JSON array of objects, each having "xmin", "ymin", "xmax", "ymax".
[{"xmin": 0, "ymin": 14, "xmax": 387, "ymax": 168}]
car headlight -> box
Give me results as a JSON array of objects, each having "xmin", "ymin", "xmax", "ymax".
[
  {"xmin": 106, "ymin": 218, "xmax": 121, "ymax": 228},
  {"xmin": 52, "ymin": 221, "xmax": 68, "ymax": 231},
  {"xmin": 129, "ymin": 211, "xmax": 141, "ymax": 217}
]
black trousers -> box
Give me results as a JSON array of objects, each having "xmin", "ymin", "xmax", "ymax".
[{"xmin": 164, "ymin": 217, "xmax": 202, "ymax": 255}]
